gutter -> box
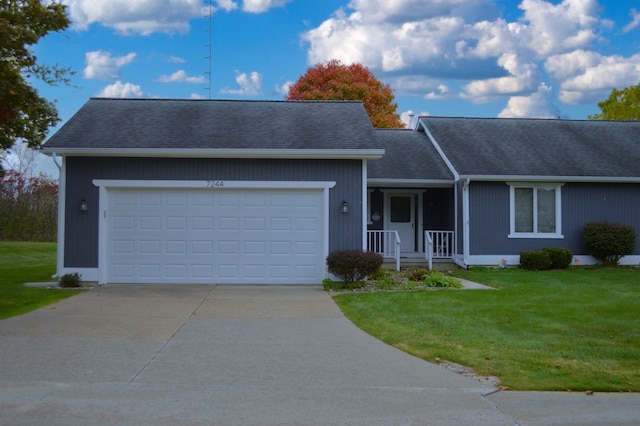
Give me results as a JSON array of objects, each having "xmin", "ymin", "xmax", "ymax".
[{"xmin": 40, "ymin": 148, "xmax": 386, "ymax": 160}]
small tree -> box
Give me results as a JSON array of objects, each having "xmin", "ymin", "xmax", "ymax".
[
  {"xmin": 583, "ymin": 222, "xmax": 636, "ymax": 266},
  {"xmin": 0, "ymin": 0, "xmax": 73, "ymax": 150},
  {"xmin": 589, "ymin": 83, "xmax": 640, "ymax": 121},
  {"xmin": 286, "ymin": 60, "xmax": 403, "ymax": 128}
]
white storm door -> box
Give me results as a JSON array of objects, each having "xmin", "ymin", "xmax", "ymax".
[{"xmin": 388, "ymin": 194, "xmax": 415, "ymax": 252}]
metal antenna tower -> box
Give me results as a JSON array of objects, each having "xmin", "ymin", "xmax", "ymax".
[{"xmin": 204, "ymin": 1, "xmax": 213, "ymax": 99}]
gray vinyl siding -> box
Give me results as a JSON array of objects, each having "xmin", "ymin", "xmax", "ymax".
[
  {"xmin": 63, "ymin": 157, "xmax": 363, "ymax": 268},
  {"xmin": 468, "ymin": 181, "xmax": 640, "ymax": 256}
]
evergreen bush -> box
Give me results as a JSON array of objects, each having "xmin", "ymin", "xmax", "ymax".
[{"xmin": 583, "ymin": 222, "xmax": 636, "ymax": 266}]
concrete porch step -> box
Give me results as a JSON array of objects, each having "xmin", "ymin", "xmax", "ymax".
[{"xmin": 382, "ymin": 258, "xmax": 460, "ymax": 272}]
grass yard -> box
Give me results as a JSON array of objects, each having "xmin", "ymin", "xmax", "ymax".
[
  {"xmin": 332, "ymin": 267, "xmax": 640, "ymax": 392},
  {"xmin": 0, "ymin": 241, "xmax": 84, "ymax": 320}
]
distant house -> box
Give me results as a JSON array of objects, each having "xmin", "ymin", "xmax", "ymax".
[{"xmin": 42, "ymin": 99, "xmax": 640, "ymax": 284}]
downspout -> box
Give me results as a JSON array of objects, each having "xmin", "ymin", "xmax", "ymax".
[{"xmin": 52, "ymin": 153, "xmax": 65, "ymax": 279}]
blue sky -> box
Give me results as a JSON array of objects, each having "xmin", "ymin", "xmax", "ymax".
[{"xmin": 17, "ymin": 0, "xmax": 640, "ymax": 175}]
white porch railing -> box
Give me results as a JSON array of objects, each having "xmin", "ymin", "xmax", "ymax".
[
  {"xmin": 367, "ymin": 230, "xmax": 401, "ymax": 271},
  {"xmin": 425, "ymin": 230, "xmax": 454, "ymax": 270}
]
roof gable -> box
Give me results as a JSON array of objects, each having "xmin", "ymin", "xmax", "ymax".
[
  {"xmin": 43, "ymin": 98, "xmax": 380, "ymax": 156},
  {"xmin": 420, "ymin": 116, "xmax": 640, "ymax": 179}
]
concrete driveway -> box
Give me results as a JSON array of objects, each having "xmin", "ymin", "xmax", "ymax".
[{"xmin": 0, "ymin": 285, "xmax": 638, "ymax": 425}]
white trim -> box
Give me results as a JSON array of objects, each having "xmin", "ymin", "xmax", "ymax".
[
  {"xmin": 93, "ymin": 180, "xmax": 336, "ymax": 285},
  {"xmin": 367, "ymin": 178, "xmax": 454, "ymax": 187},
  {"xmin": 462, "ymin": 179, "xmax": 470, "ymax": 267},
  {"xmin": 465, "ymin": 254, "xmax": 640, "ymax": 267},
  {"xmin": 98, "ymin": 185, "xmax": 108, "ymax": 285},
  {"xmin": 323, "ymin": 186, "xmax": 331, "ymax": 277},
  {"xmin": 508, "ymin": 183, "xmax": 564, "ymax": 239},
  {"xmin": 463, "ymin": 175, "xmax": 640, "ymax": 183},
  {"xmin": 55, "ymin": 157, "xmax": 66, "ymax": 278},
  {"xmin": 43, "ymin": 148, "xmax": 385, "ymax": 160},
  {"xmin": 418, "ymin": 119, "xmax": 460, "ymax": 181},
  {"xmin": 92, "ymin": 179, "xmax": 336, "ymax": 190},
  {"xmin": 362, "ymin": 159, "xmax": 368, "ymax": 250}
]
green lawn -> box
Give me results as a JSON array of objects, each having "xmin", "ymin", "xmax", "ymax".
[
  {"xmin": 0, "ymin": 241, "xmax": 84, "ymax": 320},
  {"xmin": 333, "ymin": 268, "xmax": 640, "ymax": 392}
]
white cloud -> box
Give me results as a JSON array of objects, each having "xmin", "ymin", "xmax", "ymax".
[
  {"xmin": 63, "ymin": 0, "xmax": 202, "ymax": 35},
  {"xmin": 242, "ymin": 0, "xmax": 291, "ymax": 13},
  {"xmin": 623, "ymin": 8, "xmax": 640, "ymax": 33},
  {"xmin": 425, "ymin": 84, "xmax": 451, "ymax": 100},
  {"xmin": 518, "ymin": 0, "xmax": 601, "ymax": 57},
  {"xmin": 157, "ymin": 70, "xmax": 206, "ymax": 84},
  {"xmin": 463, "ymin": 54, "xmax": 538, "ymax": 101},
  {"xmin": 97, "ymin": 81, "xmax": 144, "ymax": 98},
  {"xmin": 498, "ymin": 83, "xmax": 560, "ymax": 118},
  {"xmin": 214, "ymin": 0, "xmax": 238, "ymax": 12},
  {"xmin": 274, "ymin": 80, "xmax": 294, "ymax": 96},
  {"xmin": 83, "ymin": 50, "xmax": 136, "ymax": 80},
  {"xmin": 190, "ymin": 93, "xmax": 207, "ymax": 99},
  {"xmin": 545, "ymin": 51, "xmax": 640, "ymax": 104},
  {"xmin": 168, "ymin": 56, "xmax": 186, "ymax": 64},
  {"xmin": 301, "ymin": 0, "xmax": 634, "ymax": 112},
  {"xmin": 221, "ymin": 71, "xmax": 263, "ymax": 95}
]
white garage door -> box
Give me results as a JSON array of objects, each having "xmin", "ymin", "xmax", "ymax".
[{"xmin": 106, "ymin": 188, "xmax": 325, "ymax": 284}]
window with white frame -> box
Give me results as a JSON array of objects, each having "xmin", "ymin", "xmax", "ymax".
[{"xmin": 509, "ymin": 183, "xmax": 563, "ymax": 238}]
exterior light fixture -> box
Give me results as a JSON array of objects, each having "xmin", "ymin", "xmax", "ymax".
[
  {"xmin": 341, "ymin": 200, "xmax": 349, "ymax": 214},
  {"xmin": 80, "ymin": 197, "xmax": 88, "ymax": 212}
]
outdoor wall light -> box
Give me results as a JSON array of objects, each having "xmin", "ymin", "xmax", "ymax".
[
  {"xmin": 341, "ymin": 200, "xmax": 349, "ymax": 214},
  {"xmin": 79, "ymin": 197, "xmax": 88, "ymax": 212}
]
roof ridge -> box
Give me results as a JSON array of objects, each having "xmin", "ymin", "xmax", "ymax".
[
  {"xmin": 89, "ymin": 97, "xmax": 364, "ymax": 104},
  {"xmin": 419, "ymin": 115, "xmax": 640, "ymax": 123}
]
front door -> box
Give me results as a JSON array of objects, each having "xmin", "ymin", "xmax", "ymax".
[{"xmin": 388, "ymin": 194, "xmax": 415, "ymax": 252}]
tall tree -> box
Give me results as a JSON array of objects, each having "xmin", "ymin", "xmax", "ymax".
[
  {"xmin": 589, "ymin": 83, "xmax": 640, "ymax": 121},
  {"xmin": 0, "ymin": 0, "xmax": 72, "ymax": 150},
  {"xmin": 286, "ymin": 60, "xmax": 404, "ymax": 128}
]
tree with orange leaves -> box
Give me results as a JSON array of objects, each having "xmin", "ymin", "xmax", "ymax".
[{"xmin": 286, "ymin": 60, "xmax": 403, "ymax": 128}]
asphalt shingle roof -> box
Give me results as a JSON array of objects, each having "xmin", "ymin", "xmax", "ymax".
[
  {"xmin": 43, "ymin": 98, "xmax": 378, "ymax": 151},
  {"xmin": 368, "ymin": 129, "xmax": 453, "ymax": 181},
  {"xmin": 421, "ymin": 116, "xmax": 640, "ymax": 178}
]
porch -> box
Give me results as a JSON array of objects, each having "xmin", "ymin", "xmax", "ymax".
[{"xmin": 367, "ymin": 230, "xmax": 455, "ymax": 271}]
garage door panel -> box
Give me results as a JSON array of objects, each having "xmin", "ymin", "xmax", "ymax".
[{"xmin": 107, "ymin": 188, "xmax": 324, "ymax": 284}]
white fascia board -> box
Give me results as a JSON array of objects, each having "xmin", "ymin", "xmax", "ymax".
[
  {"xmin": 93, "ymin": 179, "xmax": 337, "ymax": 190},
  {"xmin": 461, "ymin": 175, "xmax": 640, "ymax": 183},
  {"xmin": 367, "ymin": 178, "xmax": 455, "ymax": 187},
  {"xmin": 41, "ymin": 148, "xmax": 385, "ymax": 160},
  {"xmin": 417, "ymin": 118, "xmax": 460, "ymax": 181}
]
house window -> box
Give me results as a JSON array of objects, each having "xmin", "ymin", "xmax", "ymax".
[{"xmin": 509, "ymin": 183, "xmax": 563, "ymax": 238}]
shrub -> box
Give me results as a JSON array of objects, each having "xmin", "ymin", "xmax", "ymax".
[
  {"xmin": 326, "ymin": 250, "xmax": 384, "ymax": 283},
  {"xmin": 59, "ymin": 273, "xmax": 81, "ymax": 288},
  {"xmin": 519, "ymin": 250, "xmax": 552, "ymax": 271},
  {"xmin": 583, "ymin": 222, "xmax": 637, "ymax": 266},
  {"xmin": 542, "ymin": 247, "xmax": 573, "ymax": 269},
  {"xmin": 405, "ymin": 267, "xmax": 431, "ymax": 282},
  {"xmin": 423, "ymin": 272, "xmax": 462, "ymax": 288}
]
